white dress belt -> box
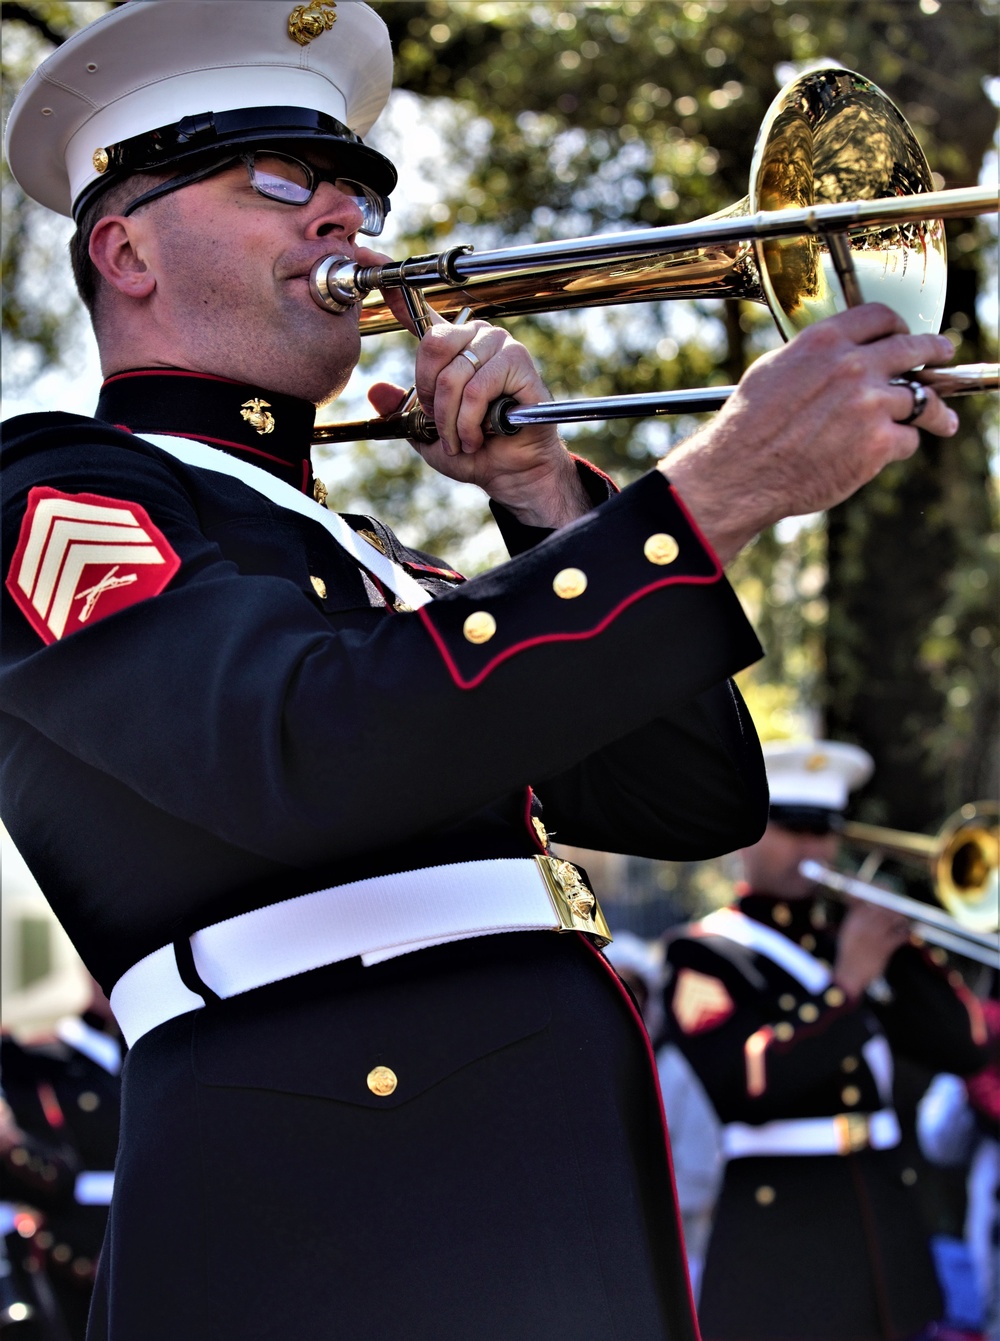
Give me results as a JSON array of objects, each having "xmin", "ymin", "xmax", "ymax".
[
  {"xmin": 74, "ymin": 1171, "xmax": 115, "ymax": 1206},
  {"xmin": 722, "ymin": 1108, "xmax": 901, "ymax": 1158},
  {"xmin": 110, "ymin": 856, "xmax": 611, "ymax": 1048}
]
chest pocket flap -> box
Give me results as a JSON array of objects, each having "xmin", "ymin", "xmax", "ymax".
[{"xmin": 193, "ymin": 947, "xmax": 551, "ymax": 1109}]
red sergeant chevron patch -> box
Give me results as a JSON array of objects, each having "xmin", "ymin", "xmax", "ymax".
[{"xmin": 6, "ymin": 487, "xmax": 181, "ymax": 645}]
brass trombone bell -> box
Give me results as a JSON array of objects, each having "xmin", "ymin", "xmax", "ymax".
[
  {"xmin": 841, "ymin": 801, "xmax": 999, "ymax": 936},
  {"xmin": 800, "ymin": 802, "xmax": 999, "ymax": 968},
  {"xmin": 311, "ymin": 68, "xmax": 995, "ymax": 340}
]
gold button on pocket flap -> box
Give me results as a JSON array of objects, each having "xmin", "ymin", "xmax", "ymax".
[
  {"xmin": 552, "ymin": 567, "xmax": 588, "ymax": 599},
  {"xmin": 310, "ymin": 575, "xmax": 327, "ymax": 599},
  {"xmin": 798, "ymin": 1002, "xmax": 819, "ymax": 1023},
  {"xmin": 643, "ymin": 533, "xmax": 679, "ymax": 565},
  {"xmin": 463, "ymin": 611, "xmax": 496, "ymax": 644},
  {"xmin": 367, "ymin": 1065, "xmax": 398, "ymax": 1097}
]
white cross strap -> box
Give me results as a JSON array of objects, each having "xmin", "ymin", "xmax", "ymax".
[{"xmin": 139, "ymin": 433, "xmax": 432, "ymax": 610}]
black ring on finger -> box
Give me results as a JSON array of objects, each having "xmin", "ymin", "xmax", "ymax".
[{"xmin": 889, "ymin": 377, "xmax": 929, "ymax": 426}]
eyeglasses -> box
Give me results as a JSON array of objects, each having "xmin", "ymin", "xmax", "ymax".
[{"xmin": 122, "ymin": 150, "xmax": 388, "ymax": 236}]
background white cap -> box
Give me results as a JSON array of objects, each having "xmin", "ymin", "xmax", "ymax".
[
  {"xmin": 763, "ymin": 740, "xmax": 874, "ymax": 812},
  {"xmin": 5, "ymin": 0, "xmax": 395, "ymax": 218}
]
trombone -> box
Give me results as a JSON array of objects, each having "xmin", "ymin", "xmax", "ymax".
[
  {"xmin": 800, "ymin": 802, "xmax": 999, "ymax": 967},
  {"xmin": 311, "ymin": 67, "xmax": 999, "ymax": 446}
]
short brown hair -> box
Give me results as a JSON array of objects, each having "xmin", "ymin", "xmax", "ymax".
[{"xmin": 69, "ymin": 171, "xmax": 174, "ymax": 318}]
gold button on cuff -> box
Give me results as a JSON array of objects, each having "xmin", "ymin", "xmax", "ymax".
[
  {"xmin": 774, "ymin": 1022, "xmax": 794, "ymax": 1042},
  {"xmin": 552, "ymin": 567, "xmax": 588, "ymax": 599},
  {"xmin": 778, "ymin": 993, "xmax": 796, "ymax": 1011},
  {"xmin": 643, "ymin": 532, "xmax": 679, "ymax": 565},
  {"xmin": 755, "ymin": 1185, "xmax": 776, "ymax": 1206},
  {"xmin": 310, "ymin": 576, "xmax": 327, "ymax": 599},
  {"xmin": 841, "ymin": 1055, "xmax": 859, "ymax": 1073},
  {"xmin": 824, "ymin": 986, "xmax": 846, "ymax": 1008},
  {"xmin": 463, "ymin": 611, "xmax": 496, "ymax": 644},
  {"xmin": 841, "ymin": 1084, "xmax": 861, "ymax": 1107},
  {"xmin": 798, "ymin": 1003, "xmax": 819, "ymax": 1023},
  {"xmin": 367, "ymin": 1065, "xmax": 397, "ymax": 1097}
]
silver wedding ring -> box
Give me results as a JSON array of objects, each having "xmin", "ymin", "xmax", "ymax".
[
  {"xmin": 459, "ymin": 347, "xmax": 482, "ymax": 372},
  {"xmin": 890, "ymin": 377, "xmax": 929, "ymax": 426}
]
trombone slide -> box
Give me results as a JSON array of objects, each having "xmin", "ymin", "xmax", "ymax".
[{"xmin": 799, "ymin": 860, "xmax": 999, "ymax": 968}]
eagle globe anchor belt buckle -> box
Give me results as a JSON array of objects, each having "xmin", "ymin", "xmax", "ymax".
[
  {"xmin": 110, "ymin": 856, "xmax": 612, "ymax": 1047},
  {"xmin": 534, "ymin": 855, "xmax": 611, "ymax": 944}
]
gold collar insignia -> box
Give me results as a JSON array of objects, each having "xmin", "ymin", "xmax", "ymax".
[{"xmin": 240, "ymin": 398, "xmax": 276, "ymax": 436}]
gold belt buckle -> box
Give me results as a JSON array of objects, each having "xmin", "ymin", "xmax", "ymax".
[
  {"xmin": 535, "ymin": 855, "xmax": 612, "ymax": 947},
  {"xmin": 834, "ymin": 1112, "xmax": 870, "ymax": 1154}
]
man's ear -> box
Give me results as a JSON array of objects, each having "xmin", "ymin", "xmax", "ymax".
[{"xmin": 88, "ymin": 216, "xmax": 157, "ymax": 300}]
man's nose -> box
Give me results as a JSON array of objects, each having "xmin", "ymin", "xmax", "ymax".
[{"xmin": 304, "ymin": 179, "xmax": 365, "ymax": 239}]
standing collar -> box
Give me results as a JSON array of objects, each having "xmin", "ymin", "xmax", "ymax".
[{"xmin": 95, "ymin": 368, "xmax": 318, "ymax": 493}]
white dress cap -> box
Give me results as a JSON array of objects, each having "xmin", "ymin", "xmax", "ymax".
[
  {"xmin": 5, "ymin": 0, "xmax": 394, "ymax": 218},
  {"xmin": 763, "ymin": 740, "xmax": 874, "ymax": 812}
]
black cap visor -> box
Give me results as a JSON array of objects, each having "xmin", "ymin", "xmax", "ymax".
[
  {"xmin": 75, "ymin": 105, "xmax": 397, "ymax": 220},
  {"xmin": 768, "ymin": 805, "xmax": 844, "ymax": 836}
]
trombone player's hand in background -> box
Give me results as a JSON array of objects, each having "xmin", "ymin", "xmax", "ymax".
[
  {"xmin": 832, "ymin": 899, "xmax": 912, "ymax": 1001},
  {"xmin": 664, "ymin": 302, "xmax": 958, "ymax": 564}
]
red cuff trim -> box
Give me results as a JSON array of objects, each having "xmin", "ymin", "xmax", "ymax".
[
  {"xmin": 418, "ymin": 562, "xmax": 723, "ymax": 691},
  {"xmin": 570, "ymin": 453, "xmax": 620, "ymax": 496},
  {"xmin": 668, "ymin": 482, "xmax": 725, "ymax": 571}
]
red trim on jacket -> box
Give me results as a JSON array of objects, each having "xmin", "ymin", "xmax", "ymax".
[
  {"xmin": 418, "ymin": 565, "xmax": 723, "ymax": 690},
  {"xmin": 582, "ymin": 937, "xmax": 703, "ymax": 1340}
]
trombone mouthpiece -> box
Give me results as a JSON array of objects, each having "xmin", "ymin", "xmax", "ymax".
[{"xmin": 309, "ymin": 256, "xmax": 364, "ymax": 313}]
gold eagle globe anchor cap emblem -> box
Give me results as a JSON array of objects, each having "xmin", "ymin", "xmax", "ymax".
[
  {"xmin": 240, "ymin": 398, "xmax": 276, "ymax": 436},
  {"xmin": 288, "ymin": 1, "xmax": 337, "ymax": 46}
]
